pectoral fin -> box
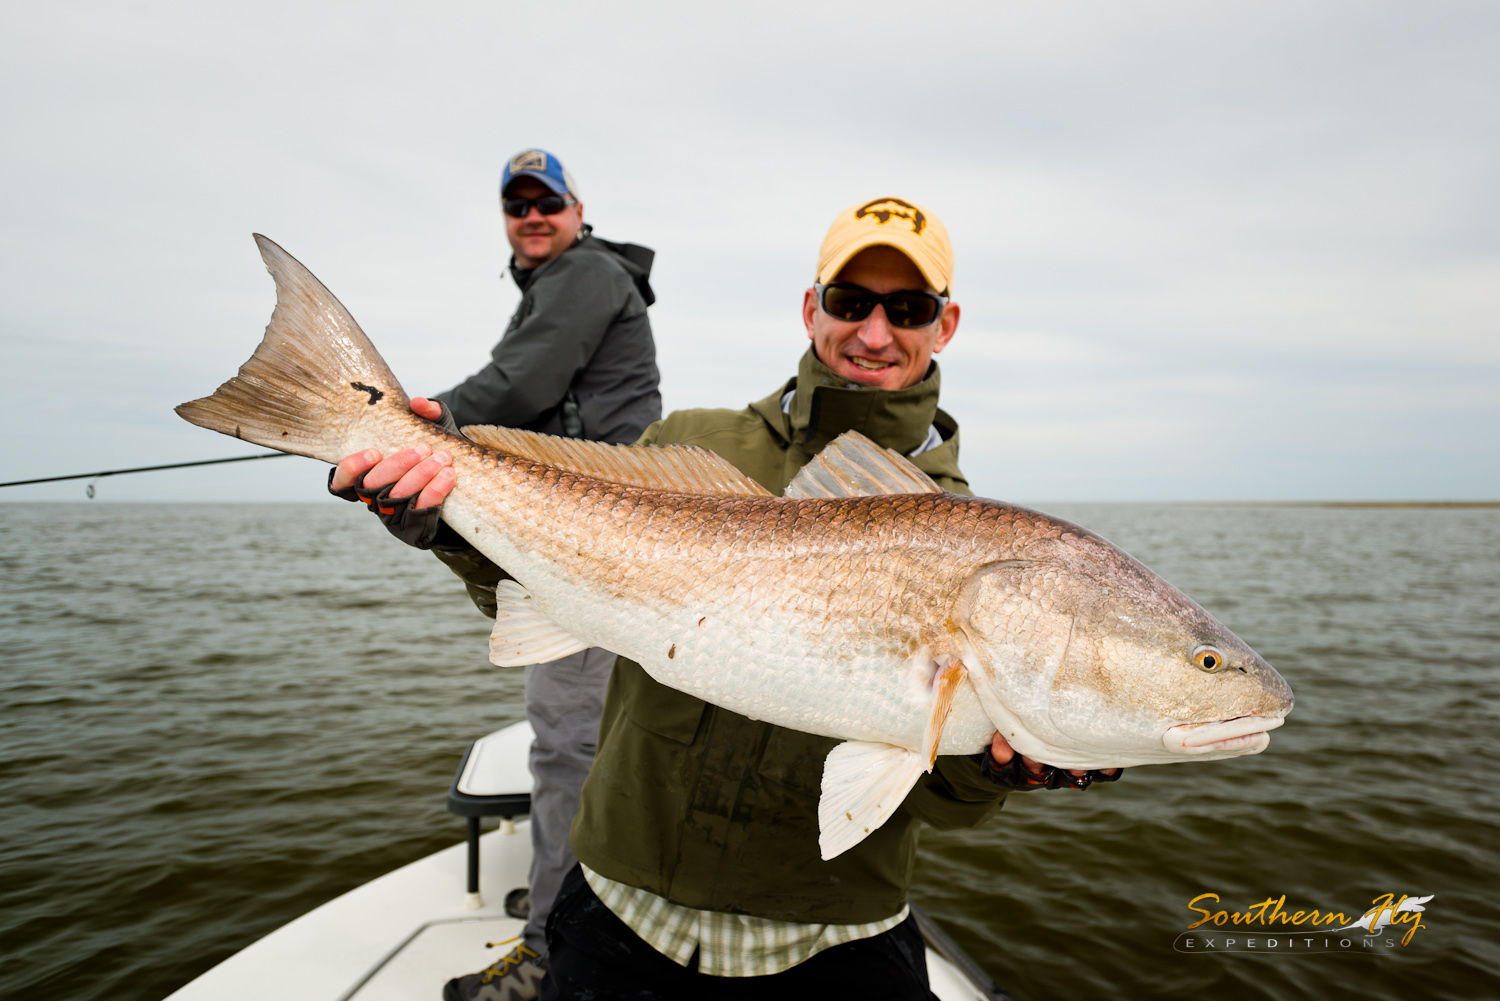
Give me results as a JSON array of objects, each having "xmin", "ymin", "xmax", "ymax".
[
  {"xmin": 818, "ymin": 740, "xmax": 927, "ymax": 861},
  {"xmin": 489, "ymin": 580, "xmax": 590, "ymax": 667},
  {"xmin": 922, "ymin": 658, "xmax": 967, "ymax": 768}
]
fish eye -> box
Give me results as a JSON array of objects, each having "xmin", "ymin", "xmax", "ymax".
[{"xmin": 1192, "ymin": 645, "xmax": 1226, "ymax": 672}]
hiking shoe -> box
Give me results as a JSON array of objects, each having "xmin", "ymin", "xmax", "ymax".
[
  {"xmin": 442, "ymin": 943, "xmax": 546, "ymax": 1001},
  {"xmin": 503, "ymin": 887, "xmax": 531, "ymax": 920}
]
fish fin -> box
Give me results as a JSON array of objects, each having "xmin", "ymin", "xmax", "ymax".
[
  {"xmin": 175, "ymin": 235, "xmax": 409, "ymax": 463},
  {"xmin": 922, "ymin": 659, "xmax": 968, "ymax": 768},
  {"xmin": 460, "ymin": 427, "xmax": 773, "ymax": 497},
  {"xmin": 783, "ymin": 430, "xmax": 944, "ymax": 499},
  {"xmin": 488, "ymin": 580, "xmax": 590, "ymax": 667},
  {"xmin": 818, "ymin": 740, "xmax": 927, "ymax": 860}
]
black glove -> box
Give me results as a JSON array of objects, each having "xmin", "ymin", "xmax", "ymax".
[
  {"xmin": 326, "ymin": 399, "xmax": 470, "ymax": 551},
  {"xmin": 327, "ymin": 468, "xmax": 470, "ymax": 551},
  {"xmin": 977, "ymin": 751, "xmax": 1124, "ymax": 792},
  {"xmin": 431, "ymin": 398, "xmax": 462, "ymax": 436}
]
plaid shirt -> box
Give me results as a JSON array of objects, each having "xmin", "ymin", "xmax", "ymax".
[{"xmin": 581, "ymin": 865, "xmax": 908, "ymax": 977}]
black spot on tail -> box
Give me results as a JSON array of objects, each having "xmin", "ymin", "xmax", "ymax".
[{"xmin": 351, "ymin": 382, "xmax": 384, "ymax": 405}]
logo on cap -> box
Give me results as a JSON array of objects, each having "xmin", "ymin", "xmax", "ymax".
[
  {"xmin": 855, "ymin": 197, "xmax": 926, "ymax": 236},
  {"xmin": 510, "ymin": 150, "xmax": 549, "ymax": 174}
]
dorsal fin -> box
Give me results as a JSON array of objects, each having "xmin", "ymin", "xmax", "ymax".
[
  {"xmin": 461, "ymin": 425, "xmax": 773, "ymax": 497},
  {"xmin": 784, "ymin": 430, "xmax": 944, "ymax": 499}
]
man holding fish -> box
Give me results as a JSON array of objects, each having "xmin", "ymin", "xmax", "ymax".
[{"xmin": 332, "ymin": 198, "xmax": 1120, "ymax": 999}]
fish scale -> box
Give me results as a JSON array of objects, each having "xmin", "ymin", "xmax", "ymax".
[
  {"xmin": 446, "ymin": 470, "xmax": 1000, "ymax": 748},
  {"xmin": 457, "ymin": 469, "xmax": 1019, "ymax": 753}
]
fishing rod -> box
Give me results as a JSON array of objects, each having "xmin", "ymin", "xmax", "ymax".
[{"xmin": 0, "ymin": 452, "xmax": 294, "ymax": 498}]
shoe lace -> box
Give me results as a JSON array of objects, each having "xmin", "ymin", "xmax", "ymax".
[{"xmin": 479, "ymin": 937, "xmax": 539, "ymax": 983}]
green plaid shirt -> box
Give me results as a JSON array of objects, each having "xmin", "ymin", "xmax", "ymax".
[{"xmin": 581, "ymin": 865, "xmax": 908, "ymax": 977}]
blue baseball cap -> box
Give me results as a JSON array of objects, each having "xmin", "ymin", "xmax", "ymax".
[{"xmin": 500, "ymin": 148, "xmax": 579, "ymax": 200}]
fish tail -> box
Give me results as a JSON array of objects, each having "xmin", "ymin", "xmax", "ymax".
[{"xmin": 174, "ymin": 235, "xmax": 409, "ymax": 463}]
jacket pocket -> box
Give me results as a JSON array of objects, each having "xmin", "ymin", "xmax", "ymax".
[
  {"xmin": 756, "ymin": 726, "xmax": 839, "ymax": 797},
  {"xmin": 620, "ymin": 660, "xmax": 707, "ymax": 744}
]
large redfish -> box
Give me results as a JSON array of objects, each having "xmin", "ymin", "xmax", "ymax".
[{"xmin": 178, "ymin": 236, "xmax": 1294, "ymax": 859}]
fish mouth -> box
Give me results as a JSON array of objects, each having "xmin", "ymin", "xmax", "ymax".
[{"xmin": 1162, "ymin": 714, "xmax": 1285, "ymax": 755}]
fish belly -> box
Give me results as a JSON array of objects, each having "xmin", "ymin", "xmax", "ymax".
[{"xmin": 443, "ymin": 490, "xmax": 997, "ymax": 755}]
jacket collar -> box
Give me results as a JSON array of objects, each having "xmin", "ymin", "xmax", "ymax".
[
  {"xmin": 508, "ymin": 233, "xmax": 586, "ymax": 293},
  {"xmin": 749, "ymin": 347, "xmax": 945, "ymax": 457},
  {"xmin": 507, "ymin": 225, "xmax": 656, "ymax": 304}
]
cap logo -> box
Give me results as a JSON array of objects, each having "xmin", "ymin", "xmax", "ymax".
[
  {"xmin": 855, "ymin": 197, "xmax": 926, "ymax": 236},
  {"xmin": 510, "ymin": 150, "xmax": 548, "ymax": 174}
]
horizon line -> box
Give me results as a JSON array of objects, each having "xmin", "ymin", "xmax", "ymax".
[{"xmin": 3, "ymin": 498, "xmax": 1498, "ymax": 509}]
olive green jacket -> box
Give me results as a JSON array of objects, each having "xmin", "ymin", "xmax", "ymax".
[
  {"xmin": 581, "ymin": 348, "xmax": 1009, "ymax": 924},
  {"xmin": 438, "ymin": 348, "xmax": 1007, "ymax": 922}
]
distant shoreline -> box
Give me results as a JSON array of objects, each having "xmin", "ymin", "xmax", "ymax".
[
  {"xmin": 1174, "ymin": 500, "xmax": 1500, "ymax": 509},
  {"xmin": 4, "ymin": 498, "xmax": 1498, "ymax": 508}
]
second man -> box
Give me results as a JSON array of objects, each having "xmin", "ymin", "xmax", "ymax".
[{"xmin": 436, "ymin": 148, "xmax": 661, "ymax": 992}]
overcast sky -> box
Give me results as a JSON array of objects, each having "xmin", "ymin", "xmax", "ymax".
[{"xmin": 2, "ymin": 0, "xmax": 1496, "ymax": 503}]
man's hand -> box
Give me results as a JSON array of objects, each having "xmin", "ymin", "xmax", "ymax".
[
  {"xmin": 326, "ymin": 397, "xmax": 469, "ymax": 552},
  {"xmin": 987, "ymin": 732, "xmax": 1121, "ymax": 789},
  {"xmin": 408, "ymin": 396, "xmax": 444, "ymax": 422},
  {"xmin": 989, "ymin": 732, "xmax": 1086, "ymax": 780},
  {"xmin": 330, "ymin": 397, "xmax": 457, "ymax": 508}
]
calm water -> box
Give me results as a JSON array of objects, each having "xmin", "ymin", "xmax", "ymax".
[{"xmin": 1, "ymin": 502, "xmax": 1496, "ymax": 1000}]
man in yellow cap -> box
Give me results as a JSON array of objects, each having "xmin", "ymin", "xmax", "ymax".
[{"xmin": 337, "ymin": 197, "xmax": 1112, "ymax": 999}]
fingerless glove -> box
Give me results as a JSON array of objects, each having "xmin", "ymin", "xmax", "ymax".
[
  {"xmin": 327, "ymin": 400, "xmax": 470, "ymax": 552},
  {"xmin": 977, "ymin": 752, "xmax": 1125, "ymax": 791}
]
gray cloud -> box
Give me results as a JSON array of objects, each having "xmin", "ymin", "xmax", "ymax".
[{"xmin": 2, "ymin": 0, "xmax": 1495, "ymax": 502}]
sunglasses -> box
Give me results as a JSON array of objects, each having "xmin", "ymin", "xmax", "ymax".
[
  {"xmin": 502, "ymin": 194, "xmax": 578, "ymax": 218},
  {"xmin": 815, "ymin": 283, "xmax": 948, "ymax": 329}
]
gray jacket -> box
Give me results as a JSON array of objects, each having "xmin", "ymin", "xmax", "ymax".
[{"xmin": 437, "ymin": 229, "xmax": 662, "ymax": 444}]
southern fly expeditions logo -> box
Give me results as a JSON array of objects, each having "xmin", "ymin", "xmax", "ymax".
[{"xmin": 1173, "ymin": 892, "xmax": 1435, "ymax": 954}]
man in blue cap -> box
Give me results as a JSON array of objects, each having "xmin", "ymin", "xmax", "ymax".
[
  {"xmin": 454, "ymin": 149, "xmax": 660, "ymax": 989},
  {"xmin": 347, "ymin": 148, "xmax": 661, "ymax": 999},
  {"xmin": 437, "ymin": 148, "xmax": 661, "ymax": 443}
]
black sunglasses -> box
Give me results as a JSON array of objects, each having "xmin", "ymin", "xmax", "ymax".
[
  {"xmin": 502, "ymin": 194, "xmax": 577, "ymax": 218},
  {"xmin": 815, "ymin": 283, "xmax": 948, "ymax": 329}
]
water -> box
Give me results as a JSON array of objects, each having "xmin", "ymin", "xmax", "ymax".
[{"xmin": 1, "ymin": 502, "xmax": 1497, "ymax": 1000}]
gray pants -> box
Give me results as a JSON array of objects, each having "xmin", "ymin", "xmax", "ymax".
[{"xmin": 522, "ymin": 646, "xmax": 615, "ymax": 957}]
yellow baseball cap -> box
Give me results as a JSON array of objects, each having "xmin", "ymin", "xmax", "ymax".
[{"xmin": 815, "ymin": 196, "xmax": 953, "ymax": 295}]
